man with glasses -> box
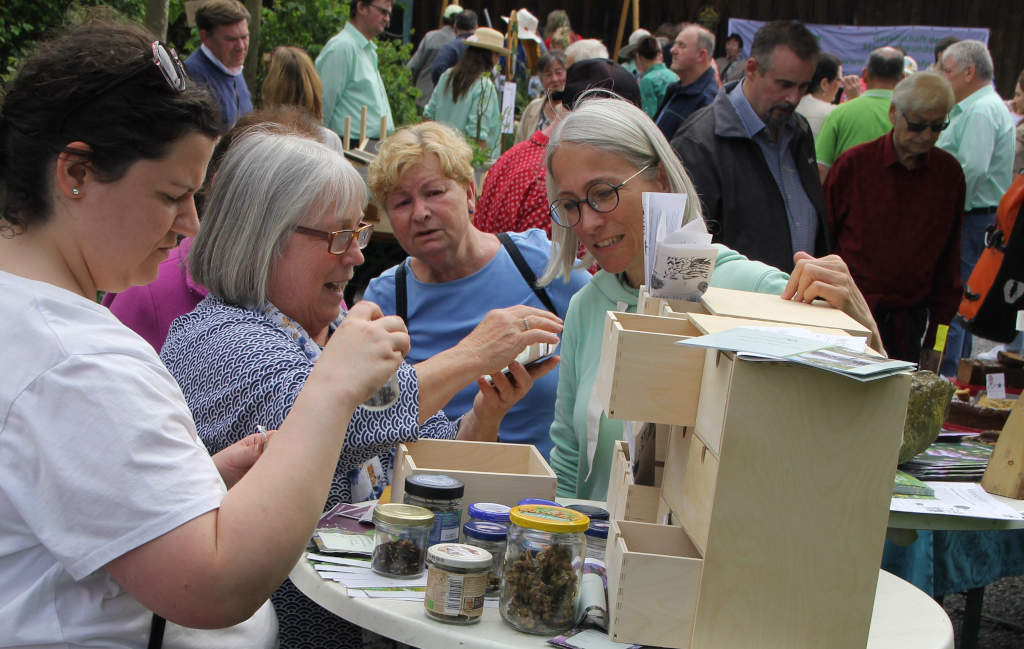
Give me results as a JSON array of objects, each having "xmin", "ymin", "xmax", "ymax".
[
  {"xmin": 316, "ymin": 0, "xmax": 395, "ymax": 146},
  {"xmin": 935, "ymin": 39, "xmax": 1016, "ymax": 375},
  {"xmin": 824, "ymin": 72, "xmax": 965, "ymax": 363},
  {"xmin": 184, "ymin": 0, "xmax": 252, "ymax": 133}
]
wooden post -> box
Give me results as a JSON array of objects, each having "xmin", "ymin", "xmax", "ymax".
[
  {"xmin": 144, "ymin": 0, "xmax": 169, "ymax": 41},
  {"xmin": 380, "ymin": 116, "xmax": 388, "ymax": 140},
  {"xmin": 613, "ymin": 0, "xmax": 630, "ymax": 60},
  {"xmin": 343, "ymin": 117, "xmax": 351, "ymax": 150},
  {"xmin": 981, "ymin": 397, "xmax": 1024, "ymax": 499},
  {"xmin": 632, "ymin": 0, "xmax": 640, "ymax": 32}
]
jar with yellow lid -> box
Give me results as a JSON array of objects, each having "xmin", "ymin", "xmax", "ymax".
[
  {"xmin": 498, "ymin": 504, "xmax": 589, "ymax": 634},
  {"xmin": 371, "ymin": 503, "xmax": 434, "ymax": 578}
]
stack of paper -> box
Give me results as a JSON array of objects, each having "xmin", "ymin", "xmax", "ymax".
[
  {"xmin": 900, "ymin": 441, "xmax": 993, "ymax": 481},
  {"xmin": 677, "ymin": 326, "xmax": 914, "ymax": 382}
]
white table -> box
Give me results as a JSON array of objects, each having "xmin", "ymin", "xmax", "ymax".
[{"xmin": 290, "ymin": 560, "xmax": 952, "ymax": 649}]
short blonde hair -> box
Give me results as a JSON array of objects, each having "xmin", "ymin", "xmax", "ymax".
[
  {"xmin": 261, "ymin": 46, "xmax": 324, "ymax": 120},
  {"xmin": 368, "ymin": 121, "xmax": 474, "ymax": 208}
]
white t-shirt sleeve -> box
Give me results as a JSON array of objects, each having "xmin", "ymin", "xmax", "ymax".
[{"xmin": 1, "ymin": 351, "xmax": 226, "ymax": 581}]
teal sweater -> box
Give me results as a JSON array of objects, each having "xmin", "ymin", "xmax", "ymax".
[{"xmin": 548, "ymin": 244, "xmax": 790, "ymax": 500}]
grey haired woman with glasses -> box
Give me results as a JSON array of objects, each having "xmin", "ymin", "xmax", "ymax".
[
  {"xmin": 538, "ymin": 97, "xmax": 885, "ymax": 501},
  {"xmin": 0, "ymin": 20, "xmax": 405, "ymax": 648}
]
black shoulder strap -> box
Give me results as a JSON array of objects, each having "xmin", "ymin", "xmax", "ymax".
[
  {"xmin": 497, "ymin": 232, "xmax": 559, "ymax": 317},
  {"xmin": 148, "ymin": 614, "xmax": 166, "ymax": 649},
  {"xmin": 395, "ymin": 260, "xmax": 408, "ymax": 325}
]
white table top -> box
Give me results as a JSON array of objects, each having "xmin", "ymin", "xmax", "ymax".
[
  {"xmin": 888, "ymin": 492, "xmax": 1024, "ymax": 531},
  {"xmin": 290, "ymin": 560, "xmax": 952, "ymax": 649}
]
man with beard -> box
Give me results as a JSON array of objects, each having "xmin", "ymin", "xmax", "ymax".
[{"xmin": 671, "ymin": 20, "xmax": 825, "ymax": 273}]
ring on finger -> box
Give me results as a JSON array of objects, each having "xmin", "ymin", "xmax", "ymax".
[{"xmin": 522, "ymin": 317, "xmax": 530, "ymax": 331}]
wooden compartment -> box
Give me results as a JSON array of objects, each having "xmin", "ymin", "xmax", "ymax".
[
  {"xmin": 660, "ymin": 425, "xmax": 717, "ymax": 555},
  {"xmin": 594, "ymin": 311, "xmax": 705, "ymax": 426},
  {"xmin": 605, "ymin": 440, "xmax": 661, "ymax": 525},
  {"xmin": 605, "ymin": 520, "xmax": 703, "ymax": 648},
  {"xmin": 699, "ymin": 286, "xmax": 870, "ymax": 338},
  {"xmin": 390, "ymin": 440, "xmax": 556, "ymax": 516}
]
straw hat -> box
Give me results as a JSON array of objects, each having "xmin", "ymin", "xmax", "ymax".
[{"xmin": 467, "ymin": 27, "xmax": 510, "ymax": 56}]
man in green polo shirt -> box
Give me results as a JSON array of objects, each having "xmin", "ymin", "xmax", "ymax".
[
  {"xmin": 935, "ymin": 39, "xmax": 1016, "ymax": 376},
  {"xmin": 815, "ymin": 47, "xmax": 904, "ymax": 183},
  {"xmin": 316, "ymin": 0, "xmax": 395, "ymax": 145}
]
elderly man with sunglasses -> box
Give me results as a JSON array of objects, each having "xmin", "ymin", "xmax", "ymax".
[
  {"xmin": 316, "ymin": 0, "xmax": 395, "ymax": 147},
  {"xmin": 824, "ymin": 72, "xmax": 965, "ymax": 365}
]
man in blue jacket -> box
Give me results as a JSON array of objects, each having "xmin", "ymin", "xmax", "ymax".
[
  {"xmin": 184, "ymin": 0, "xmax": 253, "ymax": 133},
  {"xmin": 654, "ymin": 23, "xmax": 717, "ymax": 141}
]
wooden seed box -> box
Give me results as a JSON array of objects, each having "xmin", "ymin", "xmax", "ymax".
[
  {"xmin": 606, "ymin": 520, "xmax": 703, "ymax": 648},
  {"xmin": 390, "ymin": 439, "xmax": 556, "ymax": 517},
  {"xmin": 594, "ymin": 311, "xmax": 705, "ymax": 426}
]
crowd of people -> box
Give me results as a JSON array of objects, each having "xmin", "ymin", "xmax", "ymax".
[{"xmin": 1, "ymin": 1, "xmax": 1021, "ymax": 647}]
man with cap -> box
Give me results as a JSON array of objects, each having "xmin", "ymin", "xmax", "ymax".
[
  {"xmin": 475, "ymin": 59, "xmax": 641, "ymax": 236},
  {"xmin": 654, "ymin": 23, "xmax": 718, "ymax": 141},
  {"xmin": 671, "ymin": 20, "xmax": 825, "ymax": 274},
  {"xmin": 407, "ymin": 3, "xmax": 463, "ymax": 107},
  {"xmin": 316, "ymin": 0, "xmax": 395, "ymax": 144},
  {"xmin": 431, "ymin": 9, "xmax": 479, "ymax": 84}
]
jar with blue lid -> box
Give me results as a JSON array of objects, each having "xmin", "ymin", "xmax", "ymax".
[
  {"xmin": 584, "ymin": 519, "xmax": 610, "ymax": 560},
  {"xmin": 467, "ymin": 502, "xmax": 511, "ymax": 525},
  {"xmin": 462, "ymin": 520, "xmax": 508, "ymax": 595},
  {"xmin": 566, "ymin": 503, "xmax": 609, "ymax": 521},
  {"xmin": 403, "ymin": 474, "xmax": 464, "ymax": 546}
]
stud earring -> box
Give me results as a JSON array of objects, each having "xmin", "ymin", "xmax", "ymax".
[{"xmin": 72, "ymin": 188, "xmax": 80, "ymax": 196}]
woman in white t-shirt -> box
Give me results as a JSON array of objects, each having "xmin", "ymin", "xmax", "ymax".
[{"xmin": 0, "ymin": 20, "xmax": 407, "ymax": 648}]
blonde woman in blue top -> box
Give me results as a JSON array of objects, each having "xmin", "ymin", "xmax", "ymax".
[{"xmin": 425, "ymin": 27, "xmax": 507, "ymax": 161}]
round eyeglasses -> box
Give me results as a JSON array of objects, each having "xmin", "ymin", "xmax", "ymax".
[
  {"xmin": 294, "ymin": 222, "xmax": 375, "ymax": 255},
  {"xmin": 549, "ymin": 165, "xmax": 652, "ymax": 228}
]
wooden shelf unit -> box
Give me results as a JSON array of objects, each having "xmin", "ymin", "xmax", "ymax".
[{"xmin": 600, "ymin": 288, "xmax": 910, "ymax": 649}]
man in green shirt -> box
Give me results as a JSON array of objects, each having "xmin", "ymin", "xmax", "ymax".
[
  {"xmin": 815, "ymin": 47, "xmax": 904, "ymax": 183},
  {"xmin": 316, "ymin": 0, "xmax": 395, "ymax": 144},
  {"xmin": 935, "ymin": 39, "xmax": 1016, "ymax": 376}
]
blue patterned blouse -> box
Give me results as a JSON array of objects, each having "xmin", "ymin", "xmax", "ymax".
[{"xmin": 161, "ymin": 295, "xmax": 458, "ymax": 507}]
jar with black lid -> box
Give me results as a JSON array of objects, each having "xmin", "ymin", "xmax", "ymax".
[{"xmin": 403, "ymin": 474, "xmax": 464, "ymax": 546}]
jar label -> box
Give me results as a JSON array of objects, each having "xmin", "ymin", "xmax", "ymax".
[
  {"xmin": 425, "ymin": 569, "xmax": 487, "ymax": 617},
  {"xmin": 430, "ymin": 509, "xmax": 462, "ymax": 545}
]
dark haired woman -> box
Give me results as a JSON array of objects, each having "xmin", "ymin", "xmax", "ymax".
[
  {"xmin": 0, "ymin": 20, "xmax": 408, "ymax": 646},
  {"xmin": 424, "ymin": 27, "xmax": 508, "ymax": 161},
  {"xmin": 636, "ymin": 36, "xmax": 677, "ymax": 118}
]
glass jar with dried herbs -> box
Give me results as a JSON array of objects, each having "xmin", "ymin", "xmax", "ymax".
[
  {"xmin": 371, "ymin": 503, "xmax": 434, "ymax": 578},
  {"xmin": 499, "ymin": 504, "xmax": 589, "ymax": 634}
]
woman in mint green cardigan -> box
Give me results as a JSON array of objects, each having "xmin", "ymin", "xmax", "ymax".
[{"xmin": 538, "ymin": 97, "xmax": 884, "ymax": 499}]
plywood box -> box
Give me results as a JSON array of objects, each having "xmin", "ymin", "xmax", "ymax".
[
  {"xmin": 390, "ymin": 440, "xmax": 556, "ymax": 516},
  {"xmin": 594, "ymin": 311, "xmax": 705, "ymax": 426},
  {"xmin": 699, "ymin": 286, "xmax": 870, "ymax": 337},
  {"xmin": 605, "ymin": 440, "xmax": 661, "ymax": 526},
  {"xmin": 606, "ymin": 520, "xmax": 703, "ymax": 648}
]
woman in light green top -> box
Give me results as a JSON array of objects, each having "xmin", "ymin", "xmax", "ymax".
[
  {"xmin": 425, "ymin": 27, "xmax": 507, "ymax": 162},
  {"xmin": 636, "ymin": 36, "xmax": 678, "ymax": 119},
  {"xmin": 538, "ymin": 96, "xmax": 884, "ymax": 499}
]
